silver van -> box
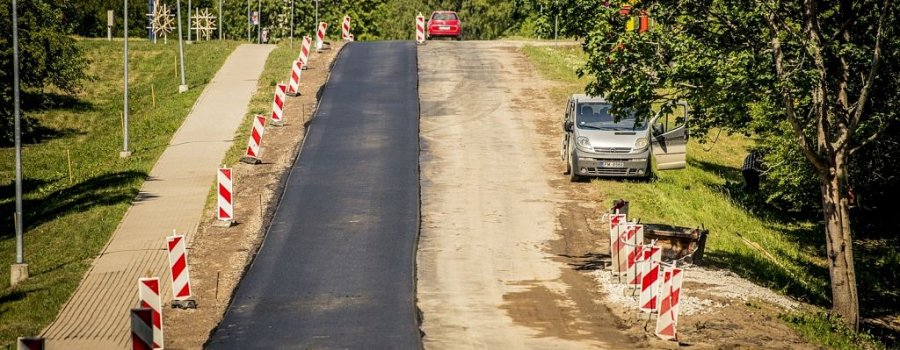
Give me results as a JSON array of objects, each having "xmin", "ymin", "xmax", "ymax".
[{"xmin": 560, "ymin": 94, "xmax": 688, "ymax": 181}]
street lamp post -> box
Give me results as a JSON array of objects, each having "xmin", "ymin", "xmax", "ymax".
[
  {"xmin": 121, "ymin": 0, "xmax": 132, "ymax": 158},
  {"xmin": 176, "ymin": 0, "xmax": 188, "ymax": 92},
  {"xmin": 10, "ymin": 0, "xmax": 29, "ymax": 287},
  {"xmin": 257, "ymin": 0, "xmax": 261, "ymax": 44},
  {"xmin": 290, "ymin": 0, "xmax": 294, "ymax": 48}
]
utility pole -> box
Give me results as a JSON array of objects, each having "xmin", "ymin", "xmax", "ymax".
[
  {"xmin": 554, "ymin": 0, "xmax": 559, "ymax": 44},
  {"xmin": 176, "ymin": 0, "xmax": 188, "ymax": 93},
  {"xmin": 290, "ymin": 0, "xmax": 294, "ymax": 48},
  {"xmin": 187, "ymin": 0, "xmax": 192, "ymax": 42},
  {"xmin": 219, "ymin": 0, "xmax": 223, "ymax": 40},
  {"xmin": 121, "ymin": 0, "xmax": 132, "ymax": 158},
  {"xmin": 257, "ymin": 0, "xmax": 261, "ymax": 44},
  {"xmin": 314, "ymin": 0, "xmax": 319, "ymax": 34},
  {"xmin": 247, "ymin": 0, "xmax": 251, "ymax": 42},
  {"xmin": 10, "ymin": 0, "xmax": 29, "ymax": 287}
]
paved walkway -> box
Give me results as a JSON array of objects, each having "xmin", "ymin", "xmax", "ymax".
[{"xmin": 42, "ymin": 44, "xmax": 275, "ymax": 350}]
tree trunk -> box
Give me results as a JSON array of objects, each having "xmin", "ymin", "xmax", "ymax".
[{"xmin": 818, "ymin": 153, "xmax": 860, "ymax": 330}]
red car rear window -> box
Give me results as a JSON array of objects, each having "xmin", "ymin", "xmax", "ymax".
[{"xmin": 432, "ymin": 13, "xmax": 458, "ymax": 21}]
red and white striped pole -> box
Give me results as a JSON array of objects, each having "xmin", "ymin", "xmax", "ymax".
[
  {"xmin": 240, "ymin": 115, "xmax": 267, "ymax": 164},
  {"xmin": 608, "ymin": 214, "xmax": 627, "ymax": 274},
  {"xmin": 167, "ymin": 233, "xmax": 197, "ymax": 308},
  {"xmin": 216, "ymin": 167, "xmax": 234, "ymax": 224},
  {"xmin": 288, "ymin": 60, "xmax": 303, "ymax": 96},
  {"xmin": 130, "ymin": 308, "xmax": 154, "ymax": 350},
  {"xmin": 655, "ymin": 263, "xmax": 684, "ymax": 341},
  {"xmin": 137, "ymin": 277, "xmax": 163, "ymax": 349},
  {"xmin": 315, "ymin": 22, "xmax": 328, "ymax": 52},
  {"xmin": 415, "ymin": 14, "xmax": 426, "ymax": 44},
  {"xmin": 342, "ymin": 16, "xmax": 352, "ymax": 41},
  {"xmin": 271, "ymin": 83, "xmax": 287, "ymax": 125},
  {"xmin": 639, "ymin": 245, "xmax": 662, "ymax": 312},
  {"xmin": 299, "ymin": 36, "xmax": 311, "ymax": 70}
]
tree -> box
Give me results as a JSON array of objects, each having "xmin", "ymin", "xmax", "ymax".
[
  {"xmin": 1, "ymin": 0, "xmax": 88, "ymax": 145},
  {"xmin": 579, "ymin": 0, "xmax": 898, "ymax": 330}
]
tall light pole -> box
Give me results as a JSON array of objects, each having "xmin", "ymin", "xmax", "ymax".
[
  {"xmin": 290, "ymin": 0, "xmax": 294, "ymax": 48},
  {"xmin": 176, "ymin": 0, "xmax": 188, "ymax": 93},
  {"xmin": 554, "ymin": 0, "xmax": 559, "ymax": 44},
  {"xmin": 314, "ymin": 0, "xmax": 319, "ymax": 34},
  {"xmin": 187, "ymin": 0, "xmax": 192, "ymax": 42},
  {"xmin": 218, "ymin": 0, "xmax": 223, "ymax": 40},
  {"xmin": 247, "ymin": 0, "xmax": 251, "ymax": 42},
  {"xmin": 10, "ymin": 0, "xmax": 29, "ymax": 286},
  {"xmin": 121, "ymin": 0, "xmax": 132, "ymax": 158},
  {"xmin": 257, "ymin": 0, "xmax": 261, "ymax": 44}
]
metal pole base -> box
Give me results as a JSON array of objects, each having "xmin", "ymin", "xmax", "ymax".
[
  {"xmin": 171, "ymin": 298, "xmax": 197, "ymax": 309},
  {"xmin": 240, "ymin": 156, "xmax": 262, "ymax": 165},
  {"xmin": 178, "ymin": 84, "xmax": 189, "ymax": 93},
  {"xmin": 213, "ymin": 219, "xmax": 235, "ymax": 228},
  {"xmin": 10, "ymin": 263, "xmax": 28, "ymax": 286},
  {"xmin": 119, "ymin": 151, "xmax": 132, "ymax": 158}
]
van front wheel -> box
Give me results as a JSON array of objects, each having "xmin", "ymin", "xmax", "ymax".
[{"xmin": 569, "ymin": 156, "xmax": 584, "ymax": 182}]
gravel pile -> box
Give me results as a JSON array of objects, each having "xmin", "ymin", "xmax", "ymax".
[{"xmin": 593, "ymin": 265, "xmax": 798, "ymax": 316}]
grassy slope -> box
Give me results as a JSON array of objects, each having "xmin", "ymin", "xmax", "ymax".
[
  {"xmin": 522, "ymin": 44, "xmax": 886, "ymax": 350},
  {"xmin": 0, "ymin": 39, "xmax": 239, "ymax": 345}
]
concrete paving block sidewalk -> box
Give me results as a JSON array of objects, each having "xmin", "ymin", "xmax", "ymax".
[{"xmin": 41, "ymin": 44, "xmax": 275, "ymax": 350}]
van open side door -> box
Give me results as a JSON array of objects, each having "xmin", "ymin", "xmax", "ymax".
[{"xmin": 650, "ymin": 102, "xmax": 689, "ymax": 170}]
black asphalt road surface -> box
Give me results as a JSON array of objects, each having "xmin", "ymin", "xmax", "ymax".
[{"xmin": 207, "ymin": 41, "xmax": 422, "ymax": 349}]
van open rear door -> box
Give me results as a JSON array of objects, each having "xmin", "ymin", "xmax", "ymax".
[{"xmin": 651, "ymin": 102, "xmax": 689, "ymax": 170}]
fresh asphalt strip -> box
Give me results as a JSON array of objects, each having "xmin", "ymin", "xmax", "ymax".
[{"xmin": 207, "ymin": 41, "xmax": 422, "ymax": 349}]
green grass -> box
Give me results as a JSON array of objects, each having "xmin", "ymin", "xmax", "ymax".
[
  {"xmin": 0, "ymin": 38, "xmax": 239, "ymax": 346},
  {"xmin": 522, "ymin": 44, "xmax": 890, "ymax": 350},
  {"xmin": 199, "ymin": 41, "xmax": 307, "ymax": 210}
]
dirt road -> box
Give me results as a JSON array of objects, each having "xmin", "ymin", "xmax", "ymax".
[{"xmin": 417, "ymin": 41, "xmax": 638, "ymax": 349}]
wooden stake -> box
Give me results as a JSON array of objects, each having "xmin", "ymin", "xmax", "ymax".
[
  {"xmin": 151, "ymin": 84, "xmax": 156, "ymax": 108},
  {"xmin": 66, "ymin": 149, "xmax": 74, "ymax": 184}
]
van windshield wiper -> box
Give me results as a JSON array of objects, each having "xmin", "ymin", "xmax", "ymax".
[{"xmin": 579, "ymin": 125, "xmax": 618, "ymax": 131}]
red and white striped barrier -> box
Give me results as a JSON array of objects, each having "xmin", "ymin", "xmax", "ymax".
[
  {"xmin": 271, "ymin": 83, "xmax": 287, "ymax": 125},
  {"xmin": 299, "ymin": 36, "xmax": 311, "ymax": 70},
  {"xmin": 639, "ymin": 245, "xmax": 662, "ymax": 312},
  {"xmin": 342, "ymin": 16, "xmax": 352, "ymax": 41},
  {"xmin": 130, "ymin": 308, "xmax": 154, "ymax": 350},
  {"xmin": 288, "ymin": 60, "xmax": 303, "ymax": 96},
  {"xmin": 241, "ymin": 115, "xmax": 267, "ymax": 164},
  {"xmin": 655, "ymin": 264, "xmax": 684, "ymax": 341},
  {"xmin": 17, "ymin": 337, "xmax": 44, "ymax": 350},
  {"xmin": 137, "ymin": 277, "xmax": 163, "ymax": 349},
  {"xmin": 217, "ymin": 167, "xmax": 234, "ymax": 223},
  {"xmin": 617, "ymin": 224, "xmax": 644, "ymax": 275},
  {"xmin": 167, "ymin": 233, "xmax": 197, "ymax": 309},
  {"xmin": 608, "ymin": 214, "xmax": 627, "ymax": 273},
  {"xmin": 315, "ymin": 22, "xmax": 328, "ymax": 52},
  {"xmin": 415, "ymin": 14, "xmax": 425, "ymax": 44},
  {"xmin": 625, "ymin": 225, "xmax": 645, "ymax": 285}
]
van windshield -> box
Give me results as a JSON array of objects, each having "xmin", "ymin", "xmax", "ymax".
[{"xmin": 575, "ymin": 102, "xmax": 646, "ymax": 131}]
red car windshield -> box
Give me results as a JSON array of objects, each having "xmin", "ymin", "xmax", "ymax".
[{"xmin": 432, "ymin": 13, "xmax": 458, "ymax": 21}]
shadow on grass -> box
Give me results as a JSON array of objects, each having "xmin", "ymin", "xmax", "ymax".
[
  {"xmin": 0, "ymin": 171, "xmax": 147, "ymax": 239},
  {"xmin": 702, "ymin": 249, "xmax": 830, "ymax": 306}
]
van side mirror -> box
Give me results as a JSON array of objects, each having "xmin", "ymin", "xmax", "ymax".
[
  {"xmin": 652, "ymin": 123, "xmax": 664, "ymax": 136},
  {"xmin": 564, "ymin": 121, "xmax": 574, "ymax": 132}
]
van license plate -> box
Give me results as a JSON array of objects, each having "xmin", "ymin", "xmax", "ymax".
[{"xmin": 600, "ymin": 161, "xmax": 624, "ymax": 168}]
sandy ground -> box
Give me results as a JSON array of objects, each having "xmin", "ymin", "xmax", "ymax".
[
  {"xmin": 418, "ymin": 40, "xmax": 819, "ymax": 350},
  {"xmin": 417, "ymin": 41, "xmax": 638, "ymax": 349},
  {"xmin": 161, "ymin": 42, "xmax": 343, "ymax": 350}
]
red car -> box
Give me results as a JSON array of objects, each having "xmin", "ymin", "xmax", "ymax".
[{"xmin": 427, "ymin": 11, "xmax": 462, "ymax": 40}]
